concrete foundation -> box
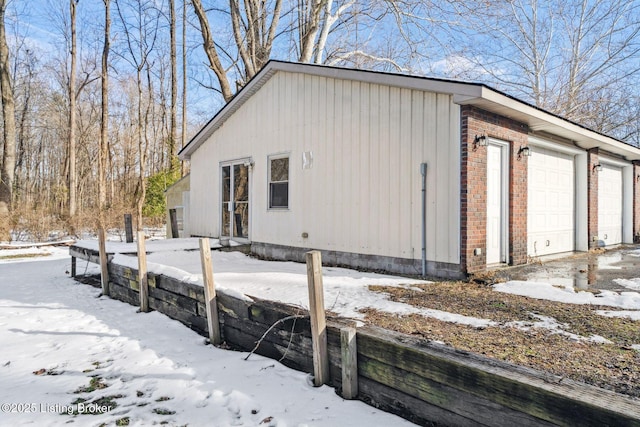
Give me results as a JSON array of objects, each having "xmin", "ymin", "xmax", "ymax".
[{"xmin": 251, "ymin": 242, "xmax": 465, "ymax": 280}]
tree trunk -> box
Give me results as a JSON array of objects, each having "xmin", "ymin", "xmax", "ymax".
[
  {"xmin": 169, "ymin": 0, "xmax": 178, "ymax": 170},
  {"xmin": 68, "ymin": 0, "xmax": 78, "ymax": 232},
  {"xmin": 0, "ymin": 0, "xmax": 16, "ymax": 241},
  {"xmin": 99, "ymin": 0, "xmax": 110, "ymax": 228},
  {"xmin": 191, "ymin": 0, "xmax": 233, "ymax": 102},
  {"xmin": 181, "ymin": 0, "xmax": 187, "ymax": 176}
]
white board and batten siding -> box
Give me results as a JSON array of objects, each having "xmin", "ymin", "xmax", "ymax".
[{"xmin": 189, "ymin": 71, "xmax": 461, "ymax": 266}]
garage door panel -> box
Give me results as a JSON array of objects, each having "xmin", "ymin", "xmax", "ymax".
[
  {"xmin": 598, "ymin": 164, "xmax": 622, "ymax": 246},
  {"xmin": 528, "ymin": 146, "xmax": 575, "ymax": 257}
]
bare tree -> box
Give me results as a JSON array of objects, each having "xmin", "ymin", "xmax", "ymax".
[
  {"xmin": 191, "ymin": 0, "xmax": 282, "ymax": 102},
  {"xmin": 191, "ymin": 0, "xmax": 234, "ymax": 102},
  {"xmin": 99, "ymin": 0, "xmax": 111, "ymax": 223},
  {"xmin": 297, "ymin": 0, "xmax": 324, "ymax": 62},
  {"xmin": 169, "ymin": 0, "xmax": 178, "ymax": 170},
  {"xmin": 68, "ymin": 0, "xmax": 78, "ymax": 230},
  {"xmin": 445, "ymin": 0, "xmax": 640, "ymax": 139},
  {"xmin": 230, "ymin": 0, "xmax": 282, "ymax": 83},
  {"xmin": 115, "ymin": 0, "xmax": 160, "ymax": 230},
  {"xmin": 181, "ymin": 0, "xmax": 187, "ymax": 176},
  {"xmin": 0, "ymin": 0, "xmax": 16, "ymax": 241}
]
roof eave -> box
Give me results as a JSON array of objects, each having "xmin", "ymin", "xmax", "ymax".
[{"xmin": 456, "ymin": 88, "xmax": 640, "ymax": 161}]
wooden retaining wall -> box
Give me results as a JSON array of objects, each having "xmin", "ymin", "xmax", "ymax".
[{"xmin": 74, "ymin": 250, "xmax": 640, "ymax": 427}]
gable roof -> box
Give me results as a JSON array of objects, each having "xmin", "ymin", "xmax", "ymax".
[{"xmin": 179, "ymin": 60, "xmax": 640, "ymax": 161}]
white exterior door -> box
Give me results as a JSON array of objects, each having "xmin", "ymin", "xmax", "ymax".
[
  {"xmin": 486, "ymin": 143, "xmax": 507, "ymax": 264},
  {"xmin": 528, "ymin": 146, "xmax": 575, "ymax": 256},
  {"xmin": 598, "ymin": 164, "xmax": 623, "ymax": 246}
]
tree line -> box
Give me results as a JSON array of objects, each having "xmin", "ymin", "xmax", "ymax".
[{"xmin": 0, "ymin": 0, "xmax": 638, "ymax": 241}]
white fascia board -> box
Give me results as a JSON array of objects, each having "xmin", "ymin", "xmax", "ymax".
[{"xmin": 465, "ymin": 88, "xmax": 640, "ymax": 161}]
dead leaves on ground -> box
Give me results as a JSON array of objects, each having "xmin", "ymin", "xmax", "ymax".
[{"xmin": 365, "ymin": 282, "xmax": 640, "ymax": 397}]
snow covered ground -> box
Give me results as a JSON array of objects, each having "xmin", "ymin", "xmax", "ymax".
[
  {"xmin": 3, "ymin": 240, "xmax": 640, "ymax": 425},
  {"xmin": 0, "ymin": 246, "xmax": 415, "ymax": 426},
  {"xmin": 74, "ymin": 239, "xmax": 640, "ymax": 330}
]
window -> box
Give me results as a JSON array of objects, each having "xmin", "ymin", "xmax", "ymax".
[{"xmin": 269, "ymin": 155, "xmax": 289, "ymax": 209}]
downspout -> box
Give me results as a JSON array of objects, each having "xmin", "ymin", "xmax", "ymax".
[{"xmin": 421, "ymin": 163, "xmax": 428, "ymax": 277}]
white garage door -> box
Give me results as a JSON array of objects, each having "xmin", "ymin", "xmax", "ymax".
[
  {"xmin": 598, "ymin": 164, "xmax": 622, "ymax": 246},
  {"xmin": 528, "ymin": 146, "xmax": 575, "ymax": 257}
]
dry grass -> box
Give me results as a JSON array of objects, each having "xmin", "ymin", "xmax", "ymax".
[{"xmin": 364, "ymin": 281, "xmax": 640, "ymax": 397}]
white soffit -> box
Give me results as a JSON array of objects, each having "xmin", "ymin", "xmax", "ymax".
[{"xmin": 454, "ymin": 89, "xmax": 640, "ymax": 161}]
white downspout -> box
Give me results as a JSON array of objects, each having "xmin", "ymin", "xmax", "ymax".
[{"xmin": 421, "ymin": 163, "xmax": 428, "ymax": 277}]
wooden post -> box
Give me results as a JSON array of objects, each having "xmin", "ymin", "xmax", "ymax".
[
  {"xmin": 137, "ymin": 231, "xmax": 149, "ymax": 312},
  {"xmin": 124, "ymin": 214, "xmax": 133, "ymax": 243},
  {"xmin": 71, "ymin": 256, "xmax": 76, "ymax": 277},
  {"xmin": 306, "ymin": 250, "xmax": 329, "ymax": 386},
  {"xmin": 169, "ymin": 208, "xmax": 179, "ymax": 238},
  {"xmin": 98, "ymin": 227, "xmax": 109, "ymax": 296},
  {"xmin": 341, "ymin": 327, "xmax": 358, "ymax": 399},
  {"xmin": 199, "ymin": 238, "xmax": 221, "ymax": 345}
]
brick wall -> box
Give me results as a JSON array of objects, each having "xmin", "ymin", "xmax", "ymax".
[
  {"xmin": 587, "ymin": 148, "xmax": 599, "ymax": 248},
  {"xmin": 460, "ymin": 105, "xmax": 529, "ymax": 274},
  {"xmin": 509, "ymin": 141, "xmax": 528, "ymax": 265}
]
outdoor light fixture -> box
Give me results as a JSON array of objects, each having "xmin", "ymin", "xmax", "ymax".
[
  {"xmin": 593, "ymin": 163, "xmax": 603, "ymax": 173},
  {"xmin": 517, "ymin": 145, "xmax": 531, "ymax": 160},
  {"xmin": 473, "ymin": 134, "xmax": 487, "ymax": 148}
]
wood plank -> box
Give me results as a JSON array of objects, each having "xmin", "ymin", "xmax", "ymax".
[
  {"xmin": 357, "ymin": 326, "xmax": 640, "ymax": 426},
  {"xmin": 217, "ymin": 291, "xmax": 252, "ymax": 320},
  {"xmin": 222, "ymin": 324, "xmax": 313, "ymax": 373},
  {"xmin": 222, "ymin": 314, "xmax": 311, "ymax": 352},
  {"xmin": 341, "ymin": 327, "xmax": 358, "ymax": 399},
  {"xmin": 108, "ymin": 282, "xmax": 139, "ymax": 306},
  {"xmin": 306, "ymin": 250, "xmax": 329, "ymax": 386},
  {"xmin": 359, "ymin": 353, "xmax": 553, "ymax": 427},
  {"xmin": 156, "ymin": 274, "xmax": 205, "ymax": 303},
  {"xmin": 69, "ymin": 246, "xmax": 102, "ymax": 264},
  {"xmin": 358, "ymin": 376, "xmax": 482, "ymax": 427},
  {"xmin": 124, "ymin": 214, "xmax": 133, "ymax": 243},
  {"xmin": 98, "ymin": 227, "xmax": 109, "ymax": 296},
  {"xmin": 247, "ymin": 304, "xmax": 310, "ymax": 335},
  {"xmin": 169, "ymin": 208, "xmax": 179, "ymax": 238},
  {"xmin": 148, "ymin": 297, "xmax": 207, "ymax": 335},
  {"xmin": 148, "ymin": 286, "xmax": 198, "ymax": 315},
  {"xmin": 106, "ymin": 267, "xmax": 132, "ymax": 289},
  {"xmin": 136, "ymin": 231, "xmax": 149, "ymax": 313},
  {"xmin": 199, "ymin": 238, "xmax": 221, "ymax": 345},
  {"xmin": 1, "ymin": 239, "xmax": 75, "ymax": 250}
]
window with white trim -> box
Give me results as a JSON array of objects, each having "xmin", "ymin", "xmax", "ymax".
[{"xmin": 268, "ymin": 155, "xmax": 289, "ymax": 209}]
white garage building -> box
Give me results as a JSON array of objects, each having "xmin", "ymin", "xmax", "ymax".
[{"xmin": 179, "ymin": 61, "xmax": 640, "ymax": 277}]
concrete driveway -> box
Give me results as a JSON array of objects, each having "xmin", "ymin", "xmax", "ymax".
[{"xmin": 494, "ymin": 245, "xmax": 640, "ymax": 292}]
